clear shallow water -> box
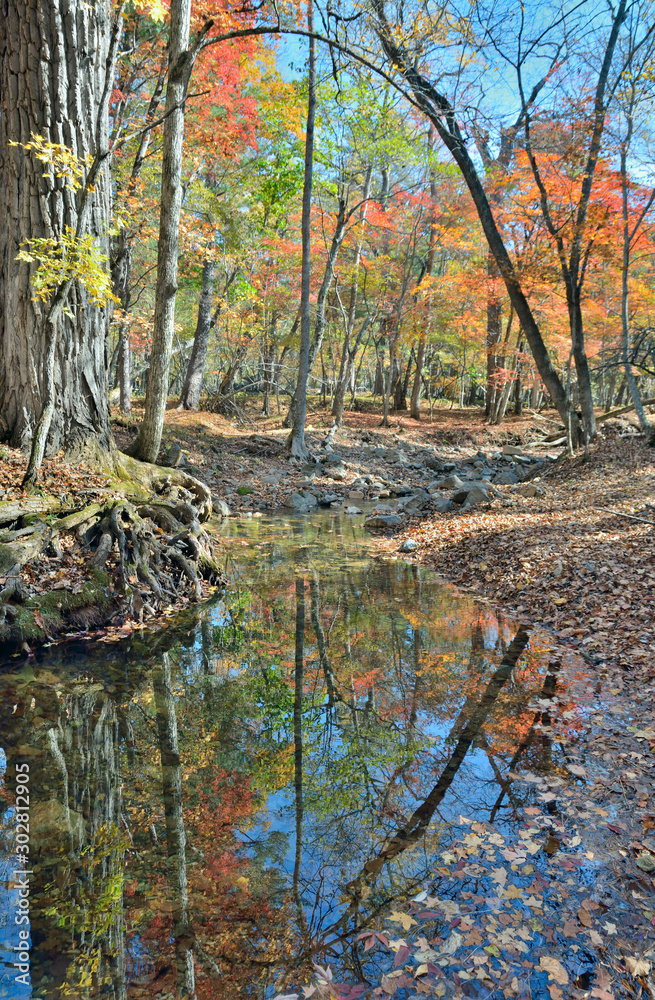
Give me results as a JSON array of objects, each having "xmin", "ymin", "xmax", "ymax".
[{"xmin": 0, "ymin": 510, "xmax": 570, "ymax": 999}]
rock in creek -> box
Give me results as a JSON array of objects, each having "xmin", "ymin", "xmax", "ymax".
[
  {"xmin": 400, "ymin": 537, "xmax": 419, "ymax": 552},
  {"xmin": 212, "ymin": 498, "xmax": 231, "ymax": 518},
  {"xmin": 364, "ymin": 513, "xmax": 403, "ymax": 529}
]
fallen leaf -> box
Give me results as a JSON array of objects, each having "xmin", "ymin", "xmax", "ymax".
[
  {"xmin": 567, "ymin": 764, "xmax": 587, "ymax": 778},
  {"xmin": 635, "ymin": 852, "xmax": 655, "ymax": 872},
  {"xmin": 388, "ymin": 912, "xmax": 417, "ymax": 932},
  {"xmin": 490, "ymin": 867, "xmax": 508, "ymax": 886},
  {"xmin": 577, "ymin": 907, "xmax": 592, "ymax": 927},
  {"xmin": 539, "ymin": 957, "xmax": 569, "ymax": 985},
  {"xmin": 625, "ymin": 957, "xmax": 651, "ymax": 977},
  {"xmin": 562, "ymin": 920, "xmax": 579, "ymax": 938}
]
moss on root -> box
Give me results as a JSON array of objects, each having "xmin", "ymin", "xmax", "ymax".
[{"xmin": 4, "ymin": 571, "xmax": 114, "ymax": 643}]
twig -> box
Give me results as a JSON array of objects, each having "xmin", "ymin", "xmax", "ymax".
[{"xmin": 588, "ymin": 505, "xmax": 655, "ymax": 526}]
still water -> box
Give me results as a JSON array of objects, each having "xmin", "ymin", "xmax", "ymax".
[{"xmin": 0, "ymin": 511, "xmax": 566, "ymax": 999}]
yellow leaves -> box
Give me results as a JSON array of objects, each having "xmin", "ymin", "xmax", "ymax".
[
  {"xmin": 503, "ymin": 883, "xmax": 523, "ymax": 899},
  {"xmin": 388, "ymin": 911, "xmax": 417, "ymax": 932},
  {"xmin": 136, "ymin": 0, "xmax": 167, "ymax": 22},
  {"xmin": 539, "ymin": 956, "xmax": 569, "ymax": 985},
  {"xmin": 10, "ymin": 132, "xmax": 92, "ymax": 191},
  {"xmin": 16, "ymin": 228, "xmax": 116, "ymax": 306}
]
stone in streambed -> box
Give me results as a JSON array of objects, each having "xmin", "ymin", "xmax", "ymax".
[
  {"xmin": 400, "ymin": 538, "xmax": 419, "ymax": 552},
  {"xmin": 364, "ymin": 513, "xmax": 403, "ymax": 529},
  {"xmin": 493, "ymin": 469, "xmax": 519, "ymax": 485},
  {"xmin": 212, "ymin": 498, "xmax": 231, "ymax": 518}
]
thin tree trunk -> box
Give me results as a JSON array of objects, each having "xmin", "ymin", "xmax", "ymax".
[
  {"xmin": 130, "ymin": 0, "xmax": 200, "ymax": 462},
  {"xmin": 620, "ymin": 90, "xmax": 653, "ymax": 436},
  {"xmin": 288, "ymin": 0, "xmax": 316, "ymax": 460},
  {"xmin": 118, "ymin": 328, "xmax": 131, "ymax": 415},
  {"xmin": 179, "ymin": 257, "xmax": 215, "ymax": 409}
]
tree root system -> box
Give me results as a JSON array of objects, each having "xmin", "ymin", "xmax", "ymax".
[{"xmin": 0, "ymin": 466, "xmax": 225, "ymax": 646}]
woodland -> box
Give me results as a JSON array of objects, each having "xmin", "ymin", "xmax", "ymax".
[
  {"xmin": 1, "ymin": 1, "xmax": 655, "ymax": 998},
  {"xmin": 0, "ymin": 0, "xmax": 654, "ymax": 626}
]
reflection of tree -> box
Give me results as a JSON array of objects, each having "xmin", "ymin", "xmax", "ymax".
[
  {"xmin": 342, "ymin": 626, "xmax": 532, "ymax": 903},
  {"xmin": 293, "ymin": 577, "xmax": 308, "ymax": 939},
  {"xmin": 153, "ymin": 653, "xmax": 197, "ymax": 999}
]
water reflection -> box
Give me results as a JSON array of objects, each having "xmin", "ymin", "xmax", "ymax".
[{"xmin": 0, "ymin": 510, "xmax": 566, "ymax": 998}]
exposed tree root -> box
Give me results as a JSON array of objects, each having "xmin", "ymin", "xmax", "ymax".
[{"xmin": 0, "ymin": 457, "xmax": 224, "ymax": 644}]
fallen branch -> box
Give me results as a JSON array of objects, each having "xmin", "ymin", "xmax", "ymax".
[
  {"xmin": 541, "ymin": 397, "xmax": 655, "ymax": 441},
  {"xmin": 588, "ymin": 505, "xmax": 655, "ymax": 527}
]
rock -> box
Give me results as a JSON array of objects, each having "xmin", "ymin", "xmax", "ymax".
[
  {"xmin": 400, "ymin": 538, "xmax": 419, "ymax": 552},
  {"xmin": 517, "ymin": 483, "xmax": 545, "ymax": 498},
  {"xmin": 502, "ymin": 444, "xmax": 524, "ymax": 456},
  {"xmin": 493, "ymin": 469, "xmax": 519, "ymax": 485},
  {"xmin": 348, "ymin": 490, "xmax": 365, "ymax": 500},
  {"xmin": 434, "ymin": 498, "xmax": 453, "ymax": 513},
  {"xmin": 212, "ymin": 498, "xmax": 231, "ymax": 517},
  {"xmin": 462, "ymin": 484, "xmax": 493, "ymax": 509},
  {"xmin": 443, "ymin": 462, "xmax": 457, "ymax": 471},
  {"xmin": 344, "ymin": 505, "xmax": 362, "ymax": 515},
  {"xmin": 390, "ymin": 484, "xmax": 414, "ymax": 496},
  {"xmin": 319, "ymin": 492, "xmax": 340, "ymax": 506},
  {"xmin": 327, "ymin": 464, "xmax": 347, "ymax": 481},
  {"xmin": 162, "ymin": 442, "xmax": 189, "ymax": 468},
  {"xmin": 401, "ymin": 494, "xmax": 428, "ymax": 512},
  {"xmin": 437, "ymin": 474, "xmax": 465, "ymax": 490},
  {"xmin": 424, "ymin": 456, "xmax": 445, "ymax": 472},
  {"xmin": 290, "ymin": 490, "xmax": 318, "ymax": 509},
  {"xmin": 326, "ymin": 452, "xmax": 345, "ymax": 466},
  {"xmin": 364, "ymin": 514, "xmax": 403, "ymax": 529},
  {"xmin": 237, "ymin": 486, "xmax": 255, "ymax": 496},
  {"xmin": 261, "ymin": 474, "xmax": 281, "ymax": 485},
  {"xmin": 515, "ymin": 455, "xmax": 533, "ymax": 466},
  {"xmin": 452, "ymin": 488, "xmax": 470, "ymax": 504}
]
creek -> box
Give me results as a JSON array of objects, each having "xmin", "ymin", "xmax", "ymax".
[{"xmin": 0, "ymin": 509, "xmax": 572, "ymax": 999}]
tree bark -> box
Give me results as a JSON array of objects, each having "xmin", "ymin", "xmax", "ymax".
[
  {"xmin": 179, "ymin": 257, "xmax": 215, "ymax": 410},
  {"xmin": 129, "ymin": 0, "xmax": 199, "ymax": 462},
  {"xmin": 288, "ymin": 0, "xmax": 316, "ymax": 460},
  {"xmin": 0, "ymin": 0, "xmax": 116, "ymax": 460}
]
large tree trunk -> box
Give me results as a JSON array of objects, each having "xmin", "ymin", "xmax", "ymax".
[
  {"xmin": 0, "ymin": 0, "xmax": 115, "ymax": 460},
  {"xmin": 179, "ymin": 257, "xmax": 215, "ymax": 410}
]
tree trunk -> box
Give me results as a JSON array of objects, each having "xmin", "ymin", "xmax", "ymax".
[
  {"xmin": 0, "ymin": 0, "xmax": 115, "ymax": 460},
  {"xmin": 179, "ymin": 257, "xmax": 215, "ymax": 410},
  {"xmin": 620, "ymin": 92, "xmax": 653, "ymax": 436},
  {"xmin": 118, "ymin": 328, "xmax": 132, "ymax": 415},
  {"xmin": 288, "ymin": 0, "xmax": 316, "ymax": 460},
  {"xmin": 130, "ymin": 0, "xmax": 194, "ymax": 463},
  {"xmin": 485, "ymin": 253, "xmax": 503, "ymax": 417},
  {"xmin": 286, "ymin": 193, "xmax": 347, "ymax": 430},
  {"xmin": 371, "ymin": 18, "xmax": 583, "ymax": 444}
]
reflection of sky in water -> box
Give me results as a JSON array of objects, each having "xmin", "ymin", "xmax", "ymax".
[{"xmin": 0, "ymin": 510, "xmax": 564, "ymax": 997}]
